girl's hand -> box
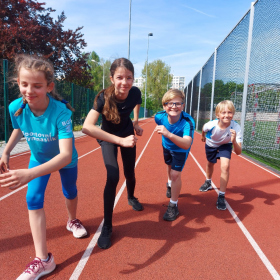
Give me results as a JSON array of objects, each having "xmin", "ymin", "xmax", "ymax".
[
  {"xmin": 230, "ymin": 129, "xmax": 237, "ymax": 143},
  {"xmin": 0, "ymin": 169, "xmax": 32, "ymax": 190},
  {"xmin": 120, "ymin": 135, "xmax": 138, "ymax": 147},
  {"xmin": 134, "ymin": 124, "xmax": 143, "ymax": 136},
  {"xmin": 0, "ymin": 154, "xmax": 10, "ymax": 173},
  {"xmin": 201, "ymin": 136, "xmax": 206, "ymax": 142},
  {"xmin": 155, "ymin": 125, "xmax": 170, "ymax": 137}
]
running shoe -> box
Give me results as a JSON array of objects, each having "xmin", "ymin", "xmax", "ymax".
[
  {"xmin": 67, "ymin": 219, "xmax": 87, "ymax": 238},
  {"xmin": 97, "ymin": 224, "xmax": 112, "ymax": 249},
  {"xmin": 166, "ymin": 183, "xmax": 171, "ymax": 198},
  {"xmin": 163, "ymin": 202, "xmax": 179, "ymax": 221},
  {"xmin": 199, "ymin": 180, "xmax": 213, "ymax": 192},
  {"xmin": 216, "ymin": 194, "xmax": 226, "ymax": 210},
  {"xmin": 16, "ymin": 253, "xmax": 56, "ymax": 280},
  {"xmin": 128, "ymin": 197, "xmax": 143, "ymax": 211}
]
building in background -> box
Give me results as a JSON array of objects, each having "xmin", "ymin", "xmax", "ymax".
[
  {"xmin": 134, "ymin": 77, "xmax": 144, "ymax": 90},
  {"xmin": 171, "ymin": 76, "xmax": 185, "ymax": 91},
  {"xmin": 134, "ymin": 76, "xmax": 185, "ymax": 92}
]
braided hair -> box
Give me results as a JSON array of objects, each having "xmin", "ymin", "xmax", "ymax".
[{"xmin": 14, "ymin": 54, "xmax": 75, "ymax": 116}]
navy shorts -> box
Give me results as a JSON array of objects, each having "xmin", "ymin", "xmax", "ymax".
[
  {"xmin": 205, "ymin": 143, "xmax": 232, "ymax": 163},
  {"xmin": 163, "ymin": 146, "xmax": 188, "ymax": 172}
]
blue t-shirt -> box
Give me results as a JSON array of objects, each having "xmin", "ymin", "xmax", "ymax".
[
  {"xmin": 9, "ymin": 96, "xmax": 78, "ymax": 168},
  {"xmin": 154, "ymin": 111, "xmax": 195, "ymax": 152}
]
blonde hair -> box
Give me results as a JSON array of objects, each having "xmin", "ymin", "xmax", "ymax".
[
  {"xmin": 215, "ymin": 100, "xmax": 235, "ymax": 116},
  {"xmin": 162, "ymin": 89, "xmax": 185, "ymax": 106},
  {"xmin": 94, "ymin": 58, "xmax": 134, "ymax": 124},
  {"xmin": 14, "ymin": 54, "xmax": 74, "ymax": 116}
]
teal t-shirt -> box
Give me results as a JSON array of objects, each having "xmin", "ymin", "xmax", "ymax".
[{"xmin": 9, "ymin": 96, "xmax": 78, "ymax": 168}]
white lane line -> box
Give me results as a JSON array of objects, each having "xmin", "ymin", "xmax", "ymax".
[
  {"xmin": 69, "ymin": 129, "xmax": 156, "ymax": 280},
  {"xmin": 194, "ymin": 131, "xmax": 280, "ymax": 179},
  {"xmin": 0, "ymin": 147, "xmax": 101, "ymax": 202},
  {"xmin": 190, "ymin": 152, "xmax": 280, "ymax": 280},
  {"xmin": 0, "ymin": 184, "xmax": 27, "ymax": 201}
]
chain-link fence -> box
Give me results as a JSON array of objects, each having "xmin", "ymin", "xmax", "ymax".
[
  {"xmin": 0, "ymin": 59, "xmax": 152, "ymax": 142},
  {"xmin": 185, "ymin": 0, "xmax": 280, "ymax": 169}
]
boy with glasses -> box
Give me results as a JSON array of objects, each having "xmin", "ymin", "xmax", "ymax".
[{"xmin": 154, "ymin": 89, "xmax": 195, "ymax": 221}]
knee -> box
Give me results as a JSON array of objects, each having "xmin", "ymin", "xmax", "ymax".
[
  {"xmin": 170, "ymin": 170, "xmax": 181, "ymax": 182},
  {"xmin": 107, "ymin": 170, "xmax": 119, "ymax": 186},
  {"xmin": 221, "ymin": 163, "xmax": 230, "ymax": 174},
  {"xmin": 26, "ymin": 193, "xmax": 44, "ymax": 210}
]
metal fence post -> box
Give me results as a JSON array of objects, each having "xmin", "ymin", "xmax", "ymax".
[
  {"xmin": 71, "ymin": 83, "xmax": 74, "ymax": 123},
  {"xmin": 241, "ymin": 2, "xmax": 255, "ymax": 138},
  {"xmin": 190, "ymin": 78, "xmax": 194, "ymax": 116},
  {"xmin": 210, "ymin": 48, "xmax": 217, "ymax": 121},
  {"xmin": 3, "ymin": 59, "xmax": 9, "ymax": 143},
  {"xmin": 196, "ymin": 68, "xmax": 202, "ymax": 130}
]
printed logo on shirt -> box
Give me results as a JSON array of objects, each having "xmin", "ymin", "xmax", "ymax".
[
  {"xmin": 62, "ymin": 118, "xmax": 72, "ymax": 133},
  {"xmin": 22, "ymin": 131, "xmax": 57, "ymax": 142}
]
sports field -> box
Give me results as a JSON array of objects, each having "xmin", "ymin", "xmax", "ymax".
[{"xmin": 1, "ymin": 118, "xmax": 280, "ymax": 279}]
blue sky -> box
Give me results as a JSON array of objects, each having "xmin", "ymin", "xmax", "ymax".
[{"xmin": 43, "ymin": 0, "xmax": 255, "ymax": 84}]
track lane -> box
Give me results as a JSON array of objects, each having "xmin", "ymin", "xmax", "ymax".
[{"xmin": 1, "ymin": 119, "xmax": 279, "ymax": 279}]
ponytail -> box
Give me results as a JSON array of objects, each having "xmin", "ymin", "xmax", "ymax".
[{"xmin": 14, "ymin": 98, "xmax": 28, "ymax": 116}]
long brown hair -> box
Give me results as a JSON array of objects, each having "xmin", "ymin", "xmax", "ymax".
[
  {"xmin": 14, "ymin": 54, "xmax": 75, "ymax": 116},
  {"xmin": 94, "ymin": 58, "xmax": 134, "ymax": 124}
]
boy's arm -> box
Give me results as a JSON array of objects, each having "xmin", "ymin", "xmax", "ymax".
[
  {"xmin": 230, "ymin": 129, "xmax": 242, "ymax": 155},
  {"xmin": 155, "ymin": 125, "xmax": 192, "ymax": 150},
  {"xmin": 201, "ymin": 127, "xmax": 206, "ymax": 142}
]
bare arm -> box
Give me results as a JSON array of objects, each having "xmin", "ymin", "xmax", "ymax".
[
  {"xmin": 0, "ymin": 137, "xmax": 73, "ymax": 189},
  {"xmin": 133, "ymin": 104, "xmax": 143, "ymax": 136},
  {"xmin": 0, "ymin": 129, "xmax": 23, "ymax": 172},
  {"xmin": 230, "ymin": 129, "xmax": 242, "ymax": 155},
  {"xmin": 155, "ymin": 125, "xmax": 192, "ymax": 150},
  {"xmin": 82, "ymin": 109, "xmax": 138, "ymax": 147}
]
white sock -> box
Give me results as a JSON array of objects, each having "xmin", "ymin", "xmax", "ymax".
[
  {"xmin": 206, "ymin": 178, "xmax": 211, "ymax": 182},
  {"xmin": 170, "ymin": 199, "xmax": 178, "ymax": 205},
  {"xmin": 167, "ymin": 179, "xmax": 171, "ymax": 187},
  {"xmin": 219, "ymin": 191, "xmax": 225, "ymax": 196}
]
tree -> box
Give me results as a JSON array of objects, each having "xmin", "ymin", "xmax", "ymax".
[
  {"xmin": 142, "ymin": 59, "xmax": 172, "ymax": 112},
  {"xmin": 0, "ymin": 0, "xmax": 92, "ymax": 87},
  {"xmin": 87, "ymin": 51, "xmax": 112, "ymax": 92}
]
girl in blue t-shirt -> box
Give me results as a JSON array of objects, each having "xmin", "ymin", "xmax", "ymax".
[{"xmin": 0, "ymin": 54, "xmax": 87, "ymax": 280}]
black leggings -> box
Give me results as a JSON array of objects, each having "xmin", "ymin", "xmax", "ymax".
[{"xmin": 101, "ymin": 143, "xmax": 136, "ymax": 226}]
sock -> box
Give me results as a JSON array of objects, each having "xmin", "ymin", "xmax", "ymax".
[
  {"xmin": 206, "ymin": 178, "xmax": 211, "ymax": 183},
  {"xmin": 41, "ymin": 255, "xmax": 49, "ymax": 262},
  {"xmin": 170, "ymin": 199, "xmax": 178, "ymax": 206},
  {"xmin": 167, "ymin": 179, "xmax": 171, "ymax": 187},
  {"xmin": 219, "ymin": 191, "xmax": 225, "ymax": 196}
]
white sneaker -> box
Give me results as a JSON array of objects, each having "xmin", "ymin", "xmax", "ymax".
[
  {"xmin": 66, "ymin": 219, "xmax": 87, "ymax": 238},
  {"xmin": 17, "ymin": 253, "xmax": 56, "ymax": 280}
]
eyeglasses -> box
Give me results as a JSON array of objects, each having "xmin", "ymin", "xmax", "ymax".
[{"xmin": 164, "ymin": 102, "xmax": 184, "ymax": 108}]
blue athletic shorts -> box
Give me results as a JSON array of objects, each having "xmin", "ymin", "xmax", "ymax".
[
  {"xmin": 163, "ymin": 146, "xmax": 188, "ymax": 172},
  {"xmin": 26, "ymin": 160, "xmax": 78, "ymax": 210},
  {"xmin": 205, "ymin": 143, "xmax": 232, "ymax": 163}
]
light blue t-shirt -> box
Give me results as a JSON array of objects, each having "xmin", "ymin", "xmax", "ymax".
[
  {"xmin": 154, "ymin": 110, "xmax": 195, "ymax": 152},
  {"xmin": 9, "ymin": 96, "xmax": 78, "ymax": 168}
]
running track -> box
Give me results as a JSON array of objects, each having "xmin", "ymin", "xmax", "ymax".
[{"xmin": 1, "ymin": 118, "xmax": 280, "ymax": 279}]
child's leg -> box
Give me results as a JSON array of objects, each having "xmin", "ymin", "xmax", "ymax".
[
  {"xmin": 26, "ymin": 161, "xmax": 51, "ymax": 259},
  {"xmin": 120, "ymin": 145, "xmax": 136, "ymax": 198},
  {"xmin": 219, "ymin": 157, "xmax": 230, "ymax": 192},
  {"xmin": 28, "ymin": 209, "xmax": 48, "ymax": 259},
  {"xmin": 59, "ymin": 166, "xmax": 78, "ymax": 220},
  {"xmin": 170, "ymin": 169, "xmax": 182, "ymax": 202},
  {"xmin": 206, "ymin": 160, "xmax": 215, "ymax": 179}
]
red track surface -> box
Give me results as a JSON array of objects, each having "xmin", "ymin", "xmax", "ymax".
[{"xmin": 1, "ymin": 118, "xmax": 280, "ymax": 279}]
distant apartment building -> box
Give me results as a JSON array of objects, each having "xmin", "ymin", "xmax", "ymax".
[
  {"xmin": 134, "ymin": 75, "xmax": 185, "ymax": 91},
  {"xmin": 134, "ymin": 77, "xmax": 145, "ymax": 90},
  {"xmin": 171, "ymin": 76, "xmax": 185, "ymax": 91}
]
